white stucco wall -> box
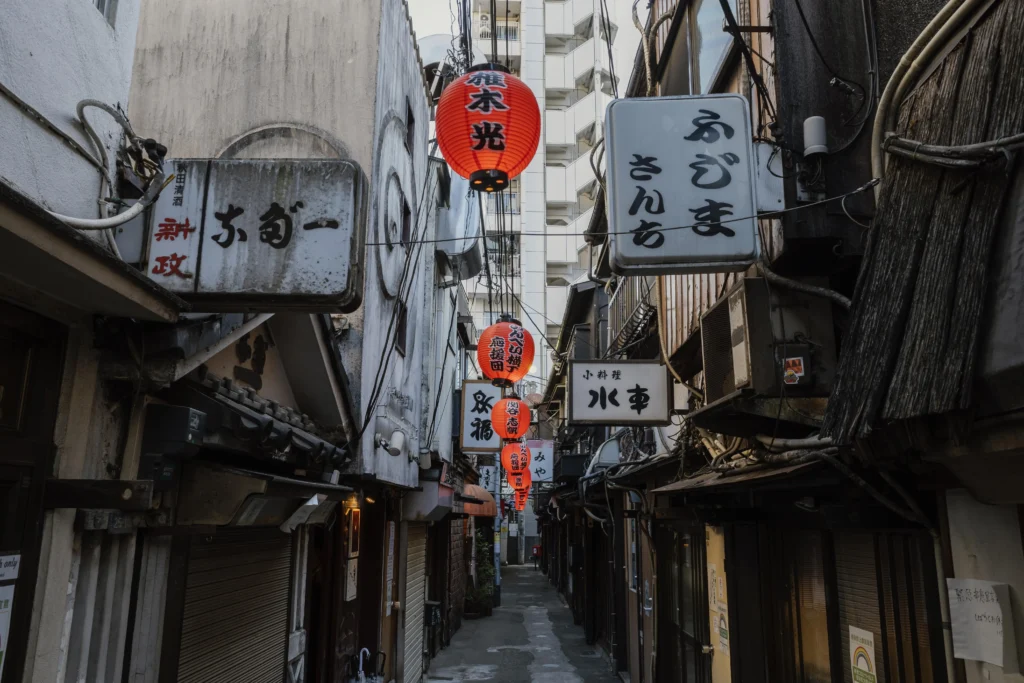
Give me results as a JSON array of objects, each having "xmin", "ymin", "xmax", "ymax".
[
  {"xmin": 0, "ymin": 0, "xmax": 141, "ymax": 220},
  {"xmin": 353, "ymin": 0, "xmax": 433, "ymax": 487}
]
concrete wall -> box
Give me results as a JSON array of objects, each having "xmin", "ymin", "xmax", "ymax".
[
  {"xmin": 350, "ymin": 0, "xmax": 433, "ymax": 487},
  {"xmin": 0, "ymin": 0, "xmax": 141, "ymax": 221},
  {"xmin": 129, "ymin": 0, "xmax": 381, "ymax": 170}
]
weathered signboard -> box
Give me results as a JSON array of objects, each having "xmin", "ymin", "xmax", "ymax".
[
  {"xmin": 605, "ymin": 95, "xmax": 759, "ymax": 274},
  {"xmin": 459, "ymin": 380, "xmax": 502, "ymax": 453},
  {"xmin": 568, "ymin": 361, "xmax": 673, "ymax": 425},
  {"xmin": 479, "ymin": 465, "xmax": 499, "ymax": 494},
  {"xmin": 144, "ymin": 159, "xmax": 366, "ymax": 310}
]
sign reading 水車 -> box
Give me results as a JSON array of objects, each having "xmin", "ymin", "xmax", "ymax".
[
  {"xmin": 568, "ymin": 361, "xmax": 672, "ymax": 426},
  {"xmin": 525, "ymin": 439, "xmax": 554, "ymax": 482},
  {"xmin": 459, "ymin": 380, "xmax": 502, "ymax": 453},
  {"xmin": 605, "ymin": 95, "xmax": 759, "ymax": 274},
  {"xmin": 145, "ymin": 159, "xmax": 366, "ymax": 311}
]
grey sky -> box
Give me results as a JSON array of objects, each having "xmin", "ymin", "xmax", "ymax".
[{"xmin": 407, "ymin": 0, "xmax": 643, "ymax": 92}]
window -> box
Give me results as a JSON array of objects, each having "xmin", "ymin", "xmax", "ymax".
[
  {"xmin": 401, "ymin": 199, "xmax": 412, "ymax": 246},
  {"xmin": 495, "ymin": 22, "xmax": 519, "ymax": 42},
  {"xmin": 94, "ymin": 0, "xmax": 117, "ymax": 26},
  {"xmin": 688, "ymin": 0, "xmax": 736, "ymax": 93},
  {"xmin": 395, "ymin": 300, "xmax": 409, "ymax": 357},
  {"xmin": 405, "ymin": 102, "xmax": 416, "ymax": 153}
]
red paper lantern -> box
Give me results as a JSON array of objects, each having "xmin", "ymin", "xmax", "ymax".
[
  {"xmin": 477, "ymin": 319, "xmax": 535, "ymax": 387},
  {"xmin": 492, "ymin": 396, "xmax": 530, "ymax": 440},
  {"xmin": 500, "ymin": 441, "xmax": 532, "ymax": 473},
  {"xmin": 436, "ymin": 64, "xmax": 541, "ymax": 193},
  {"xmin": 508, "ymin": 468, "xmax": 532, "ymax": 491},
  {"xmin": 514, "ymin": 489, "xmax": 529, "ymax": 510}
]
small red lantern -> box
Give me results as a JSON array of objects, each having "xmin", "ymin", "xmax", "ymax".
[
  {"xmin": 500, "ymin": 441, "xmax": 532, "ymax": 473},
  {"xmin": 508, "ymin": 468, "xmax": 532, "ymax": 491},
  {"xmin": 477, "ymin": 318, "xmax": 535, "ymax": 387},
  {"xmin": 514, "ymin": 489, "xmax": 529, "ymax": 510},
  {"xmin": 436, "ymin": 64, "xmax": 541, "ymax": 193},
  {"xmin": 492, "ymin": 396, "xmax": 530, "ymax": 440}
]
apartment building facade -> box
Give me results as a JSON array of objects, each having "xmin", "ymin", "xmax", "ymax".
[{"xmin": 462, "ymin": 0, "xmax": 628, "ymax": 394}]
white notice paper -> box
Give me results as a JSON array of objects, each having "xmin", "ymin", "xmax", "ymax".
[
  {"xmin": 0, "ymin": 584, "xmax": 13, "ymax": 680},
  {"xmin": 0, "ymin": 555, "xmax": 19, "ymax": 582},
  {"xmin": 947, "ymin": 578, "xmax": 1019, "ymax": 671}
]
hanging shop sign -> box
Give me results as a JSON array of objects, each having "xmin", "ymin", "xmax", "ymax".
[
  {"xmin": 605, "ymin": 94, "xmax": 759, "ymax": 274},
  {"xmin": 479, "ymin": 465, "xmax": 499, "ymax": 494},
  {"xmin": 525, "ymin": 439, "xmax": 554, "ymax": 482},
  {"xmin": 500, "ymin": 441, "xmax": 531, "ymax": 473},
  {"xmin": 491, "ymin": 396, "xmax": 530, "ymax": 439},
  {"xmin": 567, "ymin": 361, "xmax": 673, "ymax": 426},
  {"xmin": 143, "ymin": 159, "xmax": 366, "ymax": 311},
  {"xmin": 459, "ymin": 380, "xmax": 502, "ymax": 453},
  {"xmin": 477, "ymin": 319, "xmax": 535, "ymax": 387}
]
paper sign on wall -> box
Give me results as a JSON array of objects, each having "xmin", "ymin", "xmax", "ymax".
[
  {"xmin": 849, "ymin": 626, "xmax": 877, "ymax": 683},
  {"xmin": 0, "ymin": 584, "xmax": 13, "ymax": 680},
  {"xmin": 0, "ymin": 555, "xmax": 19, "ymax": 582},
  {"xmin": 947, "ymin": 578, "xmax": 1020, "ymax": 672},
  {"xmin": 344, "ymin": 558, "xmax": 358, "ymax": 602}
]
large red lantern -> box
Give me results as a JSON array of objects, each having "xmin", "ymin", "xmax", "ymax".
[
  {"xmin": 492, "ymin": 396, "xmax": 530, "ymax": 440},
  {"xmin": 508, "ymin": 468, "xmax": 532, "ymax": 491},
  {"xmin": 477, "ymin": 318, "xmax": 535, "ymax": 387},
  {"xmin": 436, "ymin": 64, "xmax": 541, "ymax": 193},
  {"xmin": 500, "ymin": 441, "xmax": 531, "ymax": 473}
]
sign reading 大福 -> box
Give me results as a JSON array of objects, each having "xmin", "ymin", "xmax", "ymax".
[
  {"xmin": 144, "ymin": 159, "xmax": 366, "ymax": 311},
  {"xmin": 567, "ymin": 361, "xmax": 672, "ymax": 426},
  {"xmin": 605, "ymin": 95, "xmax": 759, "ymax": 274}
]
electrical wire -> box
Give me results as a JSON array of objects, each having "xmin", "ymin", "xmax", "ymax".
[{"xmin": 366, "ymin": 178, "xmax": 879, "ymax": 246}]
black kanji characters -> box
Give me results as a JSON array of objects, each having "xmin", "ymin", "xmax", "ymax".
[
  {"xmin": 467, "ymin": 88, "xmax": 508, "ymax": 114},
  {"xmin": 588, "ymin": 387, "xmax": 620, "ymax": 410},
  {"xmin": 689, "ymin": 199, "xmax": 736, "ymax": 237},
  {"xmin": 627, "ymin": 384, "xmax": 651, "ymax": 415},
  {"xmin": 471, "ymin": 122, "xmax": 506, "ymax": 151},
  {"xmin": 688, "ymin": 153, "xmax": 740, "ymax": 190},
  {"xmin": 628, "ymin": 186, "xmax": 665, "ymax": 216},
  {"xmin": 212, "ymin": 204, "xmax": 246, "ymax": 248},
  {"xmin": 629, "ymin": 154, "xmax": 662, "ymax": 180},
  {"xmin": 632, "ymin": 220, "xmax": 666, "ymax": 249}
]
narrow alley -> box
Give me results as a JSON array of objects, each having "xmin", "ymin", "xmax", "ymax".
[{"xmin": 425, "ymin": 566, "xmax": 618, "ymax": 683}]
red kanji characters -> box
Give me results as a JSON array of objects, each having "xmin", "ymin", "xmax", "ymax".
[
  {"xmin": 151, "ymin": 253, "xmax": 191, "ymax": 279},
  {"xmin": 155, "ymin": 217, "xmax": 196, "ymax": 241}
]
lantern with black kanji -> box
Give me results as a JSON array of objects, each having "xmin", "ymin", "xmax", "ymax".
[
  {"xmin": 508, "ymin": 468, "xmax": 532, "ymax": 491},
  {"xmin": 500, "ymin": 441, "xmax": 531, "ymax": 473},
  {"xmin": 435, "ymin": 64, "xmax": 541, "ymax": 193},
  {"xmin": 492, "ymin": 396, "xmax": 530, "ymax": 440},
  {"xmin": 477, "ymin": 318, "xmax": 535, "ymax": 387},
  {"xmin": 514, "ymin": 488, "xmax": 529, "ymax": 510}
]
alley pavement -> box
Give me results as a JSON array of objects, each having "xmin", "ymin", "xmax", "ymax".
[{"xmin": 425, "ymin": 565, "xmax": 619, "ymax": 682}]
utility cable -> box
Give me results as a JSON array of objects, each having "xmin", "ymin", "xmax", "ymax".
[{"xmin": 366, "ymin": 178, "xmax": 879, "ymax": 246}]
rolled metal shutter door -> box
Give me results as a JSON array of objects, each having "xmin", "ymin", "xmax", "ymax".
[
  {"xmin": 835, "ymin": 532, "xmax": 886, "ymax": 683},
  {"xmin": 403, "ymin": 523, "xmax": 428, "ymax": 683},
  {"xmin": 177, "ymin": 528, "xmax": 292, "ymax": 683}
]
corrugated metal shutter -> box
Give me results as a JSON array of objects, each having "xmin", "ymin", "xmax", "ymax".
[
  {"xmin": 835, "ymin": 532, "xmax": 887, "ymax": 683},
  {"xmin": 177, "ymin": 528, "xmax": 292, "ymax": 683},
  {"xmin": 403, "ymin": 523, "xmax": 428, "ymax": 683}
]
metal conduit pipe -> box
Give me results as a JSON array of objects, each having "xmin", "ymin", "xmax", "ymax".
[{"xmin": 870, "ymin": 0, "xmax": 969, "ymax": 191}]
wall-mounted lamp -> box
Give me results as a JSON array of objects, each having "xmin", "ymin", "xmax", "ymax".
[{"xmin": 375, "ymin": 429, "xmax": 406, "ymax": 457}]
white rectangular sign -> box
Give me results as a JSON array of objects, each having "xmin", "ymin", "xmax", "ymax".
[
  {"xmin": 849, "ymin": 626, "xmax": 877, "ymax": 683},
  {"xmin": 0, "ymin": 584, "xmax": 12, "ymax": 681},
  {"xmin": 479, "ymin": 465, "xmax": 499, "ymax": 494},
  {"xmin": 459, "ymin": 381, "xmax": 502, "ymax": 453},
  {"xmin": 526, "ymin": 439, "xmax": 554, "ymax": 482},
  {"xmin": 948, "ymin": 578, "xmax": 1020, "ymax": 671},
  {"xmin": 145, "ymin": 159, "xmax": 365, "ymax": 310},
  {"xmin": 605, "ymin": 94, "xmax": 759, "ymax": 274},
  {"xmin": 568, "ymin": 361, "xmax": 673, "ymax": 425}
]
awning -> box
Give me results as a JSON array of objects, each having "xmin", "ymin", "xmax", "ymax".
[
  {"xmin": 651, "ymin": 462, "xmax": 820, "ymax": 495},
  {"xmin": 462, "ymin": 484, "xmax": 496, "ymax": 517}
]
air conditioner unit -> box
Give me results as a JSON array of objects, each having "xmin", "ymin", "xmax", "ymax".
[
  {"xmin": 480, "ymin": 14, "xmax": 490, "ymax": 24},
  {"xmin": 699, "ymin": 277, "xmax": 837, "ymax": 407}
]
